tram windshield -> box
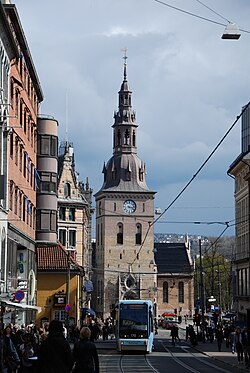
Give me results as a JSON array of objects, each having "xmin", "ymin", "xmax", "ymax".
[{"xmin": 119, "ymin": 303, "xmax": 148, "ymax": 338}]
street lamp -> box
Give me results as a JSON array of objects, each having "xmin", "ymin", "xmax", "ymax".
[{"xmin": 221, "ymin": 23, "xmax": 241, "ymax": 40}]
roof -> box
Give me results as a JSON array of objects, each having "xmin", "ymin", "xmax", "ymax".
[
  {"xmin": 95, "ymin": 153, "xmax": 155, "ymax": 195},
  {"xmin": 154, "ymin": 243, "xmax": 193, "ymax": 274},
  {"xmin": 36, "ymin": 243, "xmax": 82, "ymax": 272}
]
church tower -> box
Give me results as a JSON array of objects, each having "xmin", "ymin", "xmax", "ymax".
[{"xmin": 94, "ymin": 58, "xmax": 157, "ymax": 318}]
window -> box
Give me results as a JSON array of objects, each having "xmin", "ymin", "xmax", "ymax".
[
  {"xmin": 59, "ymin": 230, "xmax": 66, "ymax": 246},
  {"xmin": 163, "ymin": 281, "xmax": 168, "ymax": 303},
  {"xmin": 40, "ymin": 172, "xmax": 57, "ymax": 193},
  {"xmin": 54, "ymin": 310, "xmax": 66, "ymax": 322},
  {"xmin": 14, "ymin": 188, "xmax": 18, "ymax": 214},
  {"xmin": 69, "ymin": 230, "xmax": 76, "ymax": 247},
  {"xmin": 178, "ymin": 282, "xmax": 184, "ymax": 303},
  {"xmin": 39, "ymin": 135, "xmax": 50, "ymax": 155},
  {"xmin": 20, "ymin": 100, "xmax": 23, "ymax": 127},
  {"xmin": 135, "ymin": 224, "xmax": 142, "ymax": 245},
  {"xmin": 59, "ymin": 207, "xmax": 66, "ymax": 220},
  {"xmin": 19, "ymin": 193, "xmax": 26, "ymax": 221},
  {"xmin": 69, "ymin": 208, "xmax": 75, "ymax": 221},
  {"xmin": 117, "ymin": 223, "xmax": 123, "ymax": 245},
  {"xmin": 15, "ymin": 138, "xmax": 18, "ymax": 165},
  {"xmin": 15, "ymin": 89, "xmax": 19, "ymax": 117},
  {"xmin": 64, "ymin": 183, "xmax": 70, "ymax": 198},
  {"xmin": 24, "ymin": 109, "xmax": 27, "ymax": 133},
  {"xmin": 10, "ymin": 132, "xmax": 13, "ymax": 158},
  {"xmin": 37, "ymin": 210, "xmax": 57, "ymax": 231},
  {"xmin": 9, "ymin": 182, "xmax": 13, "ymax": 210},
  {"xmin": 38, "ymin": 135, "xmax": 58, "ymax": 156},
  {"xmin": 31, "ymin": 125, "xmax": 33, "ymax": 147},
  {"xmin": 51, "ymin": 136, "xmax": 58, "ymax": 157}
]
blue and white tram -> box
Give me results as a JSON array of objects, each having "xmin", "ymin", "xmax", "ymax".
[{"xmin": 116, "ymin": 299, "xmax": 154, "ymax": 353}]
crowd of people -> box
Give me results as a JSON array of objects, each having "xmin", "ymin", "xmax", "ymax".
[
  {"xmin": 184, "ymin": 319, "xmax": 250, "ymax": 368},
  {"xmin": 0, "ymin": 318, "xmax": 101, "ymax": 373}
]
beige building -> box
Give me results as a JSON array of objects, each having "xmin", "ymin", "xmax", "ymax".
[
  {"xmin": 228, "ymin": 104, "xmax": 250, "ymax": 323},
  {"xmin": 57, "ymin": 141, "xmax": 94, "ymax": 309},
  {"xmin": 154, "ymin": 241, "xmax": 194, "ymax": 318},
  {"xmin": 94, "ymin": 62, "xmax": 157, "ymax": 318}
]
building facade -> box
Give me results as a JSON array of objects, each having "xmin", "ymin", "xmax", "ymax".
[
  {"xmin": 228, "ymin": 103, "xmax": 250, "ymax": 323},
  {"xmin": 0, "ymin": 1, "xmax": 18, "ymax": 299},
  {"xmin": 57, "ymin": 140, "xmax": 94, "ymax": 311},
  {"xmin": 154, "ymin": 241, "xmax": 194, "ymax": 318},
  {"xmin": 1, "ymin": 2, "xmax": 43, "ymax": 324},
  {"xmin": 94, "ymin": 62, "xmax": 157, "ymax": 318}
]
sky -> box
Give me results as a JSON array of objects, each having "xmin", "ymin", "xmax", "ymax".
[{"xmin": 12, "ymin": 0, "xmax": 250, "ymax": 238}]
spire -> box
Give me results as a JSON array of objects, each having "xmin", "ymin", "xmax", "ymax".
[
  {"xmin": 112, "ymin": 50, "xmax": 138, "ymax": 155},
  {"xmin": 122, "ymin": 47, "xmax": 128, "ymax": 81}
]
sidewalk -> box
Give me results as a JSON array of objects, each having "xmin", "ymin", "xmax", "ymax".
[{"xmin": 178, "ymin": 322, "xmax": 250, "ymax": 371}]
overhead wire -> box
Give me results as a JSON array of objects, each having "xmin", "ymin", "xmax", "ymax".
[
  {"xmin": 193, "ymin": 0, "xmax": 231, "ymax": 23},
  {"xmin": 130, "ymin": 102, "xmax": 250, "ymax": 266},
  {"xmin": 152, "ymin": 0, "xmax": 250, "ymax": 34}
]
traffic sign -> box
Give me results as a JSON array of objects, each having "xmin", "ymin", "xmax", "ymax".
[
  {"xmin": 14, "ymin": 290, "xmax": 25, "ymax": 301},
  {"xmin": 65, "ymin": 304, "xmax": 71, "ymax": 312}
]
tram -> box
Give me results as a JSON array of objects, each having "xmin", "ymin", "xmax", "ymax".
[{"xmin": 116, "ymin": 299, "xmax": 154, "ymax": 353}]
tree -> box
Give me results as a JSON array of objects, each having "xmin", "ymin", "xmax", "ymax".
[{"xmin": 193, "ymin": 238, "xmax": 233, "ymax": 313}]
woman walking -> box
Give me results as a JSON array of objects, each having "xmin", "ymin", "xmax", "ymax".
[{"xmin": 73, "ymin": 326, "xmax": 99, "ymax": 373}]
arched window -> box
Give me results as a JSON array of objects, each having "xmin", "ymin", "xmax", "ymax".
[
  {"xmin": 132, "ymin": 130, "xmax": 136, "ymax": 146},
  {"xmin": 178, "ymin": 281, "xmax": 184, "ymax": 303},
  {"xmin": 117, "ymin": 129, "xmax": 121, "ymax": 145},
  {"xmin": 163, "ymin": 281, "xmax": 168, "ymax": 303},
  {"xmin": 124, "ymin": 129, "xmax": 130, "ymax": 145},
  {"xmin": 135, "ymin": 224, "xmax": 142, "ymax": 245},
  {"xmin": 64, "ymin": 182, "xmax": 70, "ymax": 197},
  {"xmin": 117, "ymin": 223, "xmax": 123, "ymax": 245}
]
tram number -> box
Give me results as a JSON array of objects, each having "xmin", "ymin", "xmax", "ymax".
[{"xmin": 131, "ymin": 334, "xmax": 136, "ymax": 338}]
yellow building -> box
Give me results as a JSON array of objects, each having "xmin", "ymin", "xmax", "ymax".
[{"xmin": 36, "ymin": 243, "xmax": 83, "ymax": 328}]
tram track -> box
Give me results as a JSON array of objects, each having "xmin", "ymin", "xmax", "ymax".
[
  {"xmin": 160, "ymin": 342, "xmax": 234, "ymax": 373},
  {"xmin": 99, "ymin": 353, "xmax": 160, "ymax": 373}
]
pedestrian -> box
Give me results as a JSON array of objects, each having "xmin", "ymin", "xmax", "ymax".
[
  {"xmin": 3, "ymin": 325, "xmax": 20, "ymax": 373},
  {"xmin": 73, "ymin": 326, "xmax": 99, "ymax": 373},
  {"xmin": 235, "ymin": 327, "xmax": 244, "ymax": 364},
  {"xmin": 216, "ymin": 325, "xmax": 223, "ymax": 352},
  {"xmin": 154, "ymin": 318, "xmax": 158, "ymax": 335},
  {"xmin": 36, "ymin": 320, "xmax": 74, "ymax": 373},
  {"xmin": 170, "ymin": 324, "xmax": 180, "ymax": 346},
  {"xmin": 241, "ymin": 327, "xmax": 249, "ymax": 367},
  {"xmin": 19, "ymin": 333, "xmax": 34, "ymax": 372}
]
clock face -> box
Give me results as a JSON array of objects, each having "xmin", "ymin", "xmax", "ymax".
[{"xmin": 123, "ymin": 200, "xmax": 136, "ymax": 214}]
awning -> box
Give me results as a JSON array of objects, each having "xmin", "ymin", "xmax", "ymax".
[{"xmin": 0, "ymin": 299, "xmax": 41, "ymax": 313}]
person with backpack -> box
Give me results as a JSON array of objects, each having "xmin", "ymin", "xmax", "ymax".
[{"xmin": 73, "ymin": 326, "xmax": 99, "ymax": 373}]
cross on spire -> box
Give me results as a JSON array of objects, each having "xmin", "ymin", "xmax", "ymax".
[{"xmin": 121, "ymin": 47, "xmax": 128, "ymax": 80}]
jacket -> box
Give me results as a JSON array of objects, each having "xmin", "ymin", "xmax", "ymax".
[
  {"xmin": 37, "ymin": 332, "xmax": 73, "ymax": 373},
  {"xmin": 73, "ymin": 338, "xmax": 99, "ymax": 373}
]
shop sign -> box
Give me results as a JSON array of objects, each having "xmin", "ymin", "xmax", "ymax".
[{"xmin": 54, "ymin": 294, "xmax": 66, "ymax": 307}]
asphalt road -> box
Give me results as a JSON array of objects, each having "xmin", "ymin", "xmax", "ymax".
[{"xmin": 97, "ymin": 329, "xmax": 248, "ymax": 373}]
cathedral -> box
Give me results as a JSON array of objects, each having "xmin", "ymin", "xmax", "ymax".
[{"xmin": 94, "ymin": 60, "xmax": 157, "ymax": 318}]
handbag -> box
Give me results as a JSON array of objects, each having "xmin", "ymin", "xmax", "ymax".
[{"xmin": 7, "ymin": 355, "xmax": 18, "ymax": 371}]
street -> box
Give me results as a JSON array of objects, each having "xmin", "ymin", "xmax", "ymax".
[{"xmin": 96, "ymin": 326, "xmax": 248, "ymax": 373}]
